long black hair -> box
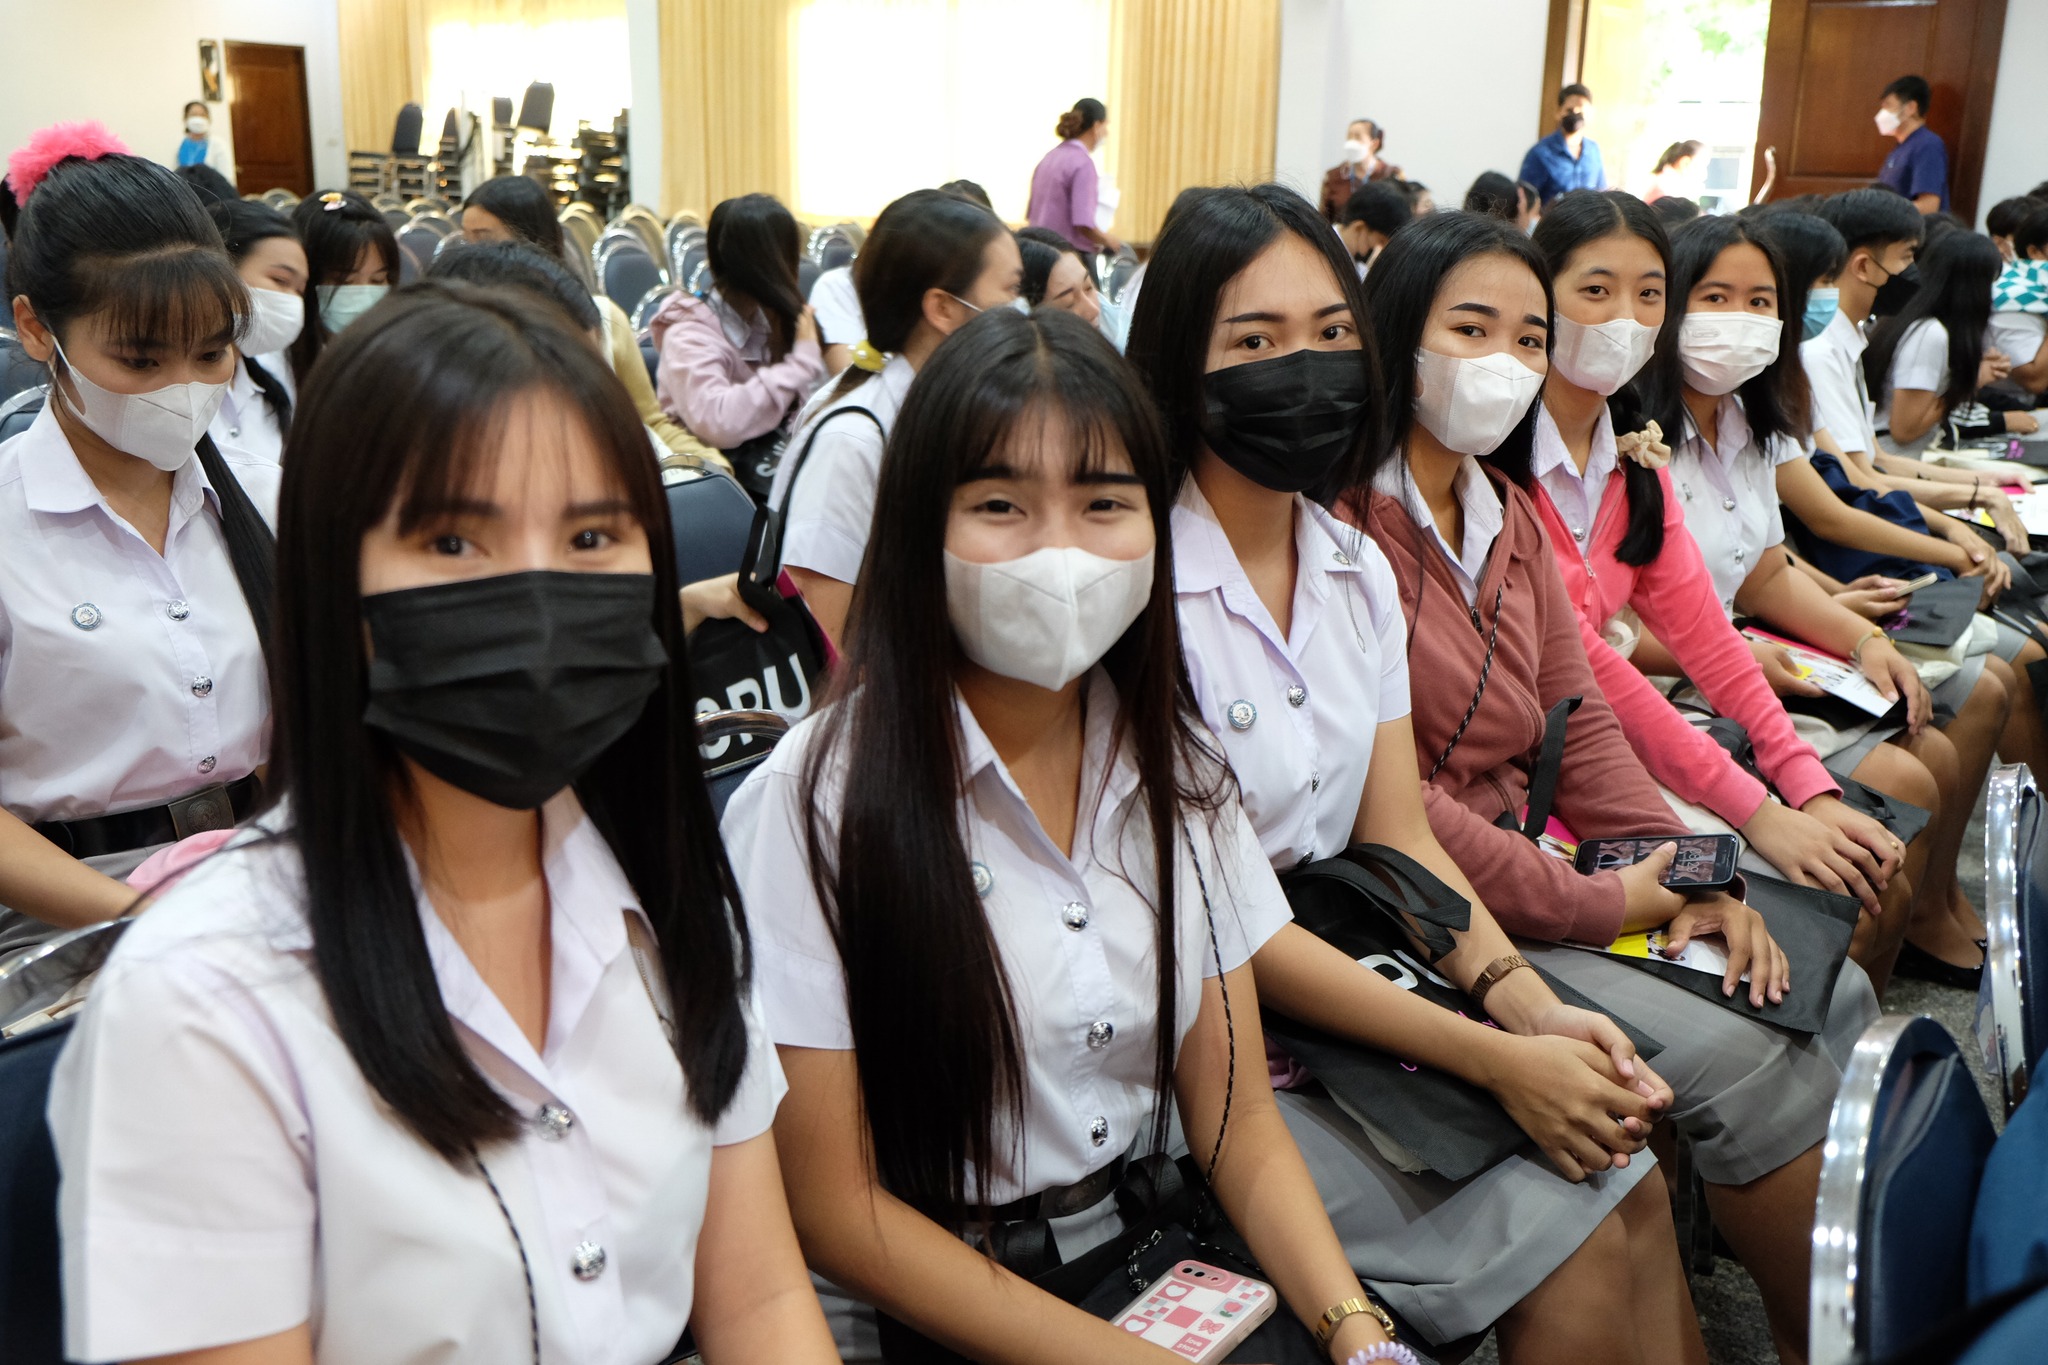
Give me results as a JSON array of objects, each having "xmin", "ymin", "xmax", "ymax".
[
  {"xmin": 462, "ymin": 173, "xmax": 566, "ymax": 258},
  {"xmin": 706, "ymin": 192, "xmax": 806, "ymax": 363},
  {"xmin": 1362, "ymin": 209, "xmax": 1554, "ymax": 476},
  {"xmin": 1531, "ymin": 190, "xmax": 1669, "ymax": 566},
  {"xmin": 1752, "ymin": 211, "xmax": 1847, "ymax": 434},
  {"xmin": 287, "ymin": 189, "xmax": 399, "ymax": 386},
  {"xmin": 801, "ymin": 307, "xmax": 1225, "ymax": 1228},
  {"xmin": 822, "ymin": 187, "xmax": 1007, "ymax": 403},
  {"xmin": 1017, "ymin": 224, "xmax": 1088, "ymax": 305},
  {"xmin": 269, "ymin": 282, "xmax": 752, "ymax": 1160},
  {"xmin": 1637, "ymin": 214, "xmax": 1803, "ymax": 452},
  {"xmin": 1126, "ymin": 182, "xmax": 1387, "ymax": 503},
  {"xmin": 426, "ymin": 239, "xmax": 602, "ymax": 332},
  {"xmin": 208, "ymin": 197, "xmax": 301, "ymax": 429},
  {"xmin": 1864, "ymin": 229, "xmax": 2004, "ymax": 419}
]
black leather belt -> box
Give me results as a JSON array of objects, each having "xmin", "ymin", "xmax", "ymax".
[
  {"xmin": 34, "ymin": 775, "xmax": 261, "ymax": 860},
  {"xmin": 988, "ymin": 1151, "xmax": 1128, "ymax": 1223}
]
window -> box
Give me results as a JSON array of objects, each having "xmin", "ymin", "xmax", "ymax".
[{"xmin": 791, "ymin": 0, "xmax": 1113, "ymax": 223}]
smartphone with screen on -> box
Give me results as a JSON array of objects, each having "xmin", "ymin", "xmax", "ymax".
[
  {"xmin": 1112, "ymin": 1260, "xmax": 1277, "ymax": 1362},
  {"xmin": 1574, "ymin": 834, "xmax": 1740, "ymax": 892}
]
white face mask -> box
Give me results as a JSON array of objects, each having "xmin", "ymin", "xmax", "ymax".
[
  {"xmin": 1677, "ymin": 312, "xmax": 1782, "ymax": 395},
  {"xmin": 186, "ymin": 115, "xmax": 210, "ymax": 136},
  {"xmin": 239, "ymin": 285, "xmax": 305, "ymax": 356},
  {"xmin": 1550, "ymin": 315, "xmax": 1658, "ymax": 396},
  {"xmin": 51, "ymin": 339, "xmax": 226, "ymax": 472},
  {"xmin": 1412, "ymin": 348, "xmax": 1546, "ymax": 457},
  {"xmin": 317, "ymin": 283, "xmax": 390, "ymax": 335},
  {"xmin": 944, "ymin": 545, "xmax": 1153, "ymax": 692},
  {"xmin": 1875, "ymin": 108, "xmax": 1902, "ymax": 137},
  {"xmin": 1342, "ymin": 139, "xmax": 1370, "ymax": 165}
]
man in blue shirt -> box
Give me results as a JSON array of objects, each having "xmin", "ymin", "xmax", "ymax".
[
  {"xmin": 1518, "ymin": 83, "xmax": 1607, "ymax": 206},
  {"xmin": 1875, "ymin": 74, "xmax": 1949, "ymax": 214}
]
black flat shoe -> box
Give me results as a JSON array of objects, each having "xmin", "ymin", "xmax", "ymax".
[{"xmin": 1895, "ymin": 941, "xmax": 1985, "ymax": 992}]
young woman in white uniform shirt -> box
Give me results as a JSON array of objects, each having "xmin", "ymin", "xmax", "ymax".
[
  {"xmin": 206, "ymin": 197, "xmax": 308, "ymax": 464},
  {"xmin": 52, "ymin": 284, "xmax": 837, "ymax": 1364},
  {"xmin": 726, "ymin": 307, "xmax": 1416, "ymax": 1363},
  {"xmin": 0, "ymin": 145, "xmax": 278, "ymax": 952},
  {"xmin": 771, "ymin": 188, "xmax": 1023, "ymax": 645},
  {"xmin": 1130, "ymin": 184, "xmax": 1704, "ymax": 1363}
]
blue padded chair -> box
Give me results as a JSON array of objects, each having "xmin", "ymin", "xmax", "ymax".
[
  {"xmin": 640, "ymin": 339, "xmax": 658, "ymax": 384},
  {"xmin": 818, "ymin": 236, "xmax": 855, "ymax": 272},
  {"xmin": 0, "ymin": 331, "xmax": 46, "ymax": 406},
  {"xmin": 0, "ymin": 1022, "xmax": 71, "ymax": 1364},
  {"xmin": 666, "ymin": 470, "xmax": 756, "ymax": 588},
  {"xmin": 1982, "ymin": 763, "xmax": 2047, "ymax": 1114},
  {"xmin": 695, "ymin": 710, "xmax": 788, "ymax": 819},
  {"xmin": 595, "ymin": 230, "xmax": 665, "ymax": 306},
  {"xmin": 677, "ymin": 241, "xmax": 709, "ymax": 296},
  {"xmin": 1957, "ymin": 1284, "xmax": 2048, "ymax": 1365},
  {"xmin": 394, "ymin": 221, "xmax": 441, "ymax": 284},
  {"xmin": 1971, "ymin": 1081, "xmax": 2048, "ymax": 1304},
  {"xmin": 1810, "ymin": 1014, "xmax": 1999, "ymax": 1365},
  {"xmin": 631, "ymin": 283, "xmax": 679, "ymax": 337},
  {"xmin": 798, "ymin": 257, "xmax": 821, "ymax": 301},
  {"xmin": 0, "ymin": 390, "xmax": 46, "ymax": 445}
]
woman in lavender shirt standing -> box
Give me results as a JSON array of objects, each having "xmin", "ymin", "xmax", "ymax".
[{"xmin": 1027, "ymin": 98, "xmax": 1123, "ymax": 256}]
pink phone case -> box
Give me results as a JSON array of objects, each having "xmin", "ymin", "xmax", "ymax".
[{"xmin": 1113, "ymin": 1259, "xmax": 1277, "ymax": 1361}]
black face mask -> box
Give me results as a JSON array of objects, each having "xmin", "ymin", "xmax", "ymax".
[
  {"xmin": 1870, "ymin": 262, "xmax": 1922, "ymax": 320},
  {"xmin": 362, "ymin": 571, "xmax": 667, "ymax": 810},
  {"xmin": 1201, "ymin": 347, "xmax": 1371, "ymax": 494},
  {"xmin": 1560, "ymin": 111, "xmax": 1585, "ymax": 135}
]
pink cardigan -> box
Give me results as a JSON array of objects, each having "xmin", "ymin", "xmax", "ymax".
[
  {"xmin": 1528, "ymin": 463, "xmax": 1839, "ymax": 826},
  {"xmin": 650, "ymin": 291, "xmax": 825, "ymax": 449}
]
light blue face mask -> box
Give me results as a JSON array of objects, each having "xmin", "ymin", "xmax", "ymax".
[
  {"xmin": 1802, "ymin": 286, "xmax": 1841, "ymax": 342},
  {"xmin": 317, "ymin": 283, "xmax": 391, "ymax": 335}
]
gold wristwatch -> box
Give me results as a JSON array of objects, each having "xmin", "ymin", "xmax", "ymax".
[{"xmin": 1315, "ymin": 1293, "xmax": 1397, "ymax": 1352}]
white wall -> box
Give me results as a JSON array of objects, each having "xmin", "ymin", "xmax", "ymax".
[
  {"xmin": 1978, "ymin": 0, "xmax": 2048, "ymax": 228},
  {"xmin": 1276, "ymin": 0, "xmax": 1549, "ymax": 212},
  {"xmin": 0, "ymin": 0, "xmax": 346, "ymax": 193}
]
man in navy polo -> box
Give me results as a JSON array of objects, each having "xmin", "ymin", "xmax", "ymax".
[
  {"xmin": 1875, "ymin": 74, "xmax": 1949, "ymax": 214},
  {"xmin": 1518, "ymin": 83, "xmax": 1607, "ymax": 207}
]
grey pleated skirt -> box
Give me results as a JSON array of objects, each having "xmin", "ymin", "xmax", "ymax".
[{"xmin": 1517, "ymin": 942, "xmax": 1879, "ymax": 1186}]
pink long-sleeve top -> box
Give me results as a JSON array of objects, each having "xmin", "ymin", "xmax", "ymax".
[
  {"xmin": 650, "ymin": 290, "xmax": 825, "ymax": 450},
  {"xmin": 1526, "ymin": 405, "xmax": 1839, "ymax": 826}
]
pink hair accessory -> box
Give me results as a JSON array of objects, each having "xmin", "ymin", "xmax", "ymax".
[{"xmin": 8, "ymin": 120, "xmax": 130, "ymax": 206}]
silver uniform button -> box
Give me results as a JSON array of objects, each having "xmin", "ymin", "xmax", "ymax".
[
  {"xmin": 198, "ymin": 755, "xmax": 217, "ymax": 774},
  {"xmin": 1572, "ymin": 527, "xmax": 1586, "ymax": 541},
  {"xmin": 1286, "ymin": 685, "xmax": 1307, "ymax": 708},
  {"xmin": 70, "ymin": 603, "xmax": 102, "ymax": 631},
  {"xmin": 571, "ymin": 1240, "xmax": 607, "ymax": 1281},
  {"xmin": 1722, "ymin": 498, "xmax": 1737, "ymax": 511},
  {"xmin": 536, "ymin": 1102, "xmax": 575, "ymax": 1140},
  {"xmin": 971, "ymin": 861, "xmax": 994, "ymax": 898},
  {"xmin": 1226, "ymin": 699, "xmax": 1257, "ymax": 731},
  {"xmin": 166, "ymin": 600, "xmax": 191, "ymax": 622},
  {"xmin": 1062, "ymin": 901, "xmax": 1089, "ymax": 931},
  {"xmin": 1087, "ymin": 1021, "xmax": 1114, "ymax": 1050},
  {"xmin": 1088, "ymin": 1116, "xmax": 1109, "ymax": 1146},
  {"xmin": 1734, "ymin": 547, "xmax": 1746, "ymax": 562},
  {"xmin": 190, "ymin": 676, "xmax": 213, "ymax": 697},
  {"xmin": 1332, "ymin": 550, "xmax": 1350, "ymax": 566}
]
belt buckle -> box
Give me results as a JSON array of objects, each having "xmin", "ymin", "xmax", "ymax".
[{"xmin": 167, "ymin": 784, "xmax": 235, "ymax": 841}]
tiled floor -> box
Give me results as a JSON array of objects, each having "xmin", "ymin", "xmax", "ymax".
[{"xmin": 1471, "ymin": 800, "xmax": 2001, "ymax": 1365}]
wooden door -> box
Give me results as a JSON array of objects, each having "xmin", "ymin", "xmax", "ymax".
[
  {"xmin": 1754, "ymin": 0, "xmax": 2008, "ymax": 221},
  {"xmin": 224, "ymin": 42, "xmax": 314, "ymax": 196}
]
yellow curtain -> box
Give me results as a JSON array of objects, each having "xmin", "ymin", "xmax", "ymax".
[
  {"xmin": 1106, "ymin": 0, "xmax": 1280, "ymax": 240},
  {"xmin": 338, "ymin": 0, "xmax": 427, "ymax": 155},
  {"xmin": 659, "ymin": 1, "xmax": 798, "ymax": 220}
]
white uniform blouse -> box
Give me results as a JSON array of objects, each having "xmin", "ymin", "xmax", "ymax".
[
  {"xmin": 808, "ymin": 267, "xmax": 866, "ymax": 348},
  {"xmin": 1530, "ymin": 403, "xmax": 1620, "ymax": 551},
  {"xmin": 205, "ymin": 351, "xmax": 294, "ymax": 466},
  {"xmin": 1669, "ymin": 395, "xmax": 1805, "ymax": 615},
  {"xmin": 1172, "ymin": 482, "xmax": 1411, "ymax": 870},
  {"xmin": 767, "ymin": 356, "xmax": 914, "ymax": 585},
  {"xmin": 1369, "ymin": 455, "xmax": 1503, "ymax": 608},
  {"xmin": 0, "ymin": 405, "xmax": 278, "ymax": 822},
  {"xmin": 51, "ymin": 793, "xmax": 786, "ymax": 1364},
  {"xmin": 721, "ymin": 673, "xmax": 1290, "ymax": 1204},
  {"xmin": 1876, "ymin": 317, "xmax": 1951, "ymax": 455}
]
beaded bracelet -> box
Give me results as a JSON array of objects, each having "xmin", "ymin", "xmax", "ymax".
[{"xmin": 1344, "ymin": 1345, "xmax": 1423, "ymax": 1365}]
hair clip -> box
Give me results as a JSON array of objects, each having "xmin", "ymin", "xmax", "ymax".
[
  {"xmin": 849, "ymin": 339, "xmax": 887, "ymax": 373},
  {"xmin": 320, "ymin": 191, "xmax": 346, "ymax": 212}
]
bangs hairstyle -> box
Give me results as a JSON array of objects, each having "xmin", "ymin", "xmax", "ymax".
[
  {"xmin": 706, "ymin": 193, "xmax": 806, "ymax": 363},
  {"xmin": 1640, "ymin": 214, "xmax": 1802, "ymax": 450},
  {"xmin": 1363, "ymin": 209, "xmax": 1553, "ymax": 474},
  {"xmin": 1126, "ymin": 182, "xmax": 1387, "ymax": 504},
  {"xmin": 1532, "ymin": 191, "xmax": 1672, "ymax": 566},
  {"xmin": 1865, "ymin": 229, "xmax": 2005, "ymax": 416},
  {"xmin": 268, "ymin": 281, "xmax": 752, "ymax": 1161},
  {"xmin": 805, "ymin": 306, "xmax": 1227, "ymax": 1229},
  {"xmin": 287, "ymin": 189, "xmax": 399, "ymax": 385},
  {"xmin": 2016, "ymin": 204, "xmax": 2048, "ymax": 259},
  {"xmin": 6, "ymin": 152, "xmax": 247, "ymax": 357}
]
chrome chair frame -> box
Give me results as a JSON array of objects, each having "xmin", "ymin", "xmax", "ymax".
[
  {"xmin": 631, "ymin": 283, "xmax": 680, "ymax": 337},
  {"xmin": 592, "ymin": 228, "xmax": 667, "ymax": 304},
  {"xmin": 0, "ymin": 919, "xmax": 128, "ymax": 1037},
  {"xmin": 1985, "ymin": 763, "xmax": 2032, "ymax": 1114}
]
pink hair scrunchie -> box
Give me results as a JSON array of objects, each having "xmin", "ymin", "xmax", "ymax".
[{"xmin": 7, "ymin": 120, "xmax": 130, "ymax": 206}]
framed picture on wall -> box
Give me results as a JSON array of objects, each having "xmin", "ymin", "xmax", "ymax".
[{"xmin": 199, "ymin": 40, "xmax": 222, "ymax": 102}]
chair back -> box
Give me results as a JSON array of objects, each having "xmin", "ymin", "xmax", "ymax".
[
  {"xmin": 0, "ymin": 334, "xmax": 44, "ymax": 407},
  {"xmin": 594, "ymin": 229, "xmax": 664, "ymax": 304},
  {"xmin": 260, "ymin": 188, "xmax": 299, "ymax": 210},
  {"xmin": 676, "ymin": 238, "xmax": 710, "ymax": 294},
  {"xmin": 409, "ymin": 212, "xmax": 456, "ymax": 240},
  {"xmin": 666, "ymin": 219, "xmax": 705, "ymax": 280},
  {"xmin": 516, "ymin": 82, "xmax": 555, "ymax": 135},
  {"xmin": 631, "ymin": 283, "xmax": 680, "ymax": 336},
  {"xmin": 798, "ymin": 257, "xmax": 822, "ymax": 301},
  {"xmin": 1811, "ymin": 1014, "xmax": 1998, "ymax": 1365},
  {"xmin": 0, "ymin": 390, "xmax": 46, "ymax": 445},
  {"xmin": 1106, "ymin": 253, "xmax": 1140, "ymax": 303},
  {"xmin": 694, "ymin": 710, "xmax": 789, "ymax": 819},
  {"xmin": 1984, "ymin": 763, "xmax": 2048, "ymax": 1114},
  {"xmin": 0, "ymin": 1021, "xmax": 73, "ymax": 1364},
  {"xmin": 615, "ymin": 204, "xmax": 665, "ymax": 261},
  {"xmin": 391, "ymin": 102, "xmax": 425, "ymax": 155},
  {"xmin": 666, "ymin": 471, "xmax": 757, "ymax": 587},
  {"xmin": 395, "ymin": 221, "xmax": 439, "ymax": 284}
]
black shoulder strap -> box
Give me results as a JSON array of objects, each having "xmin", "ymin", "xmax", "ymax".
[
  {"xmin": 740, "ymin": 404, "xmax": 883, "ymax": 613},
  {"xmin": 778, "ymin": 402, "xmax": 882, "ymax": 516},
  {"xmin": 241, "ymin": 354, "xmax": 293, "ymax": 434},
  {"xmin": 1519, "ymin": 694, "xmax": 1582, "ymax": 841},
  {"xmin": 194, "ymin": 434, "xmax": 277, "ymax": 656}
]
